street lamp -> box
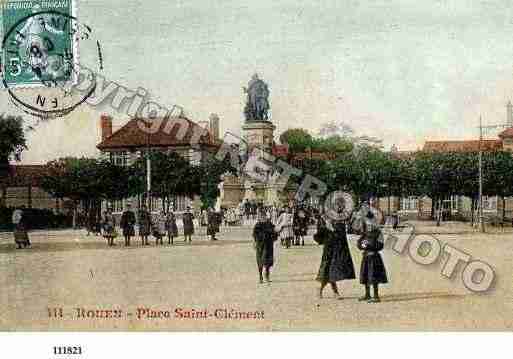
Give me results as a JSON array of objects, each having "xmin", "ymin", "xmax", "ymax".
[
  {"xmin": 477, "ymin": 116, "xmax": 510, "ymax": 233},
  {"xmin": 140, "ymin": 118, "xmax": 152, "ymax": 212}
]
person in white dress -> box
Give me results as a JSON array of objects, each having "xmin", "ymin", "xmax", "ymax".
[{"xmin": 275, "ymin": 206, "xmax": 294, "ymax": 249}]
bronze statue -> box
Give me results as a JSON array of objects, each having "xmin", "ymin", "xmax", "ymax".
[{"xmin": 243, "ymin": 74, "xmax": 270, "ymax": 122}]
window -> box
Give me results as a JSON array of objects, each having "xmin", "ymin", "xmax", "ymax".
[
  {"xmin": 451, "ymin": 196, "xmax": 459, "ymax": 212},
  {"xmin": 110, "ymin": 151, "xmax": 128, "ymax": 166},
  {"xmin": 108, "ymin": 199, "xmax": 124, "ymax": 213},
  {"xmin": 482, "ymin": 196, "xmax": 497, "ymax": 211},
  {"xmin": 188, "ymin": 149, "xmax": 201, "ymax": 165},
  {"xmin": 400, "ymin": 196, "xmax": 418, "ymax": 211},
  {"xmin": 173, "ymin": 196, "xmax": 188, "ymax": 212}
]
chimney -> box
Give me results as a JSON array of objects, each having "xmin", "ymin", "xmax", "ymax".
[
  {"xmin": 507, "ymin": 101, "xmax": 513, "ymax": 126},
  {"xmin": 209, "ymin": 113, "xmax": 220, "ymax": 140},
  {"xmin": 100, "ymin": 114, "xmax": 112, "ymax": 141}
]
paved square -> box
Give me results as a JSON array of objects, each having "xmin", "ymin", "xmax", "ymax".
[{"xmin": 0, "ymin": 223, "xmax": 511, "ymax": 330}]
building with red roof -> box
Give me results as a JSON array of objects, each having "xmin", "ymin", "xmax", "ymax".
[{"xmin": 96, "ymin": 114, "xmax": 221, "ymax": 212}]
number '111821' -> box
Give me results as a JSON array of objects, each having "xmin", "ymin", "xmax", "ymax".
[{"xmin": 53, "ymin": 346, "xmax": 82, "ymax": 355}]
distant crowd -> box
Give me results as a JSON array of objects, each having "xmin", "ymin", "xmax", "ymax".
[{"xmin": 10, "ymin": 199, "xmax": 390, "ymax": 303}]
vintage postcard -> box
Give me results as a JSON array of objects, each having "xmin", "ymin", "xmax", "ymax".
[{"xmin": 0, "ymin": 0, "xmax": 512, "ymax": 337}]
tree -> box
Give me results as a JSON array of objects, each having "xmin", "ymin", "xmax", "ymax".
[
  {"xmin": 311, "ymin": 135, "xmax": 354, "ymax": 154},
  {"xmin": 0, "ymin": 114, "xmax": 27, "ymax": 178},
  {"xmin": 40, "ymin": 157, "xmax": 133, "ymax": 226},
  {"xmin": 279, "ymin": 128, "xmax": 313, "ymax": 153},
  {"xmin": 196, "ymin": 153, "xmax": 236, "ymax": 209},
  {"xmin": 482, "ymin": 151, "xmax": 513, "ymax": 223},
  {"xmin": 132, "ymin": 151, "xmax": 200, "ymax": 210}
]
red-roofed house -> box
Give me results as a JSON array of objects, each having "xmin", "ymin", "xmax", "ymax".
[
  {"xmin": 383, "ymin": 104, "xmax": 513, "ymax": 221},
  {"xmin": 96, "ymin": 114, "xmax": 221, "ymax": 212},
  {"xmin": 423, "ymin": 139, "xmax": 503, "ymax": 153}
]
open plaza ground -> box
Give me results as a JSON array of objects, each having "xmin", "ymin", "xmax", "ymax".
[{"xmin": 0, "ymin": 221, "xmax": 511, "ymax": 331}]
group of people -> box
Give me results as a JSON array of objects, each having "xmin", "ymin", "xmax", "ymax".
[
  {"xmin": 273, "ymin": 205, "xmax": 312, "ymax": 248},
  {"xmin": 89, "ymin": 204, "xmax": 216, "ymax": 247},
  {"xmin": 253, "ymin": 206, "xmax": 388, "ymax": 303}
]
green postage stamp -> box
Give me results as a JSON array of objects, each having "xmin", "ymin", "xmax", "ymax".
[{"xmin": 1, "ymin": 0, "xmax": 75, "ymax": 87}]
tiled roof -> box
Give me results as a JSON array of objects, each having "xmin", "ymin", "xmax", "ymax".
[
  {"xmin": 498, "ymin": 127, "xmax": 513, "ymax": 139},
  {"xmin": 423, "ymin": 140, "xmax": 502, "ymax": 153},
  {"xmin": 97, "ymin": 117, "xmax": 220, "ymax": 150}
]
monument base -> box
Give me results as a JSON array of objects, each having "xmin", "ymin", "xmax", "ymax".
[{"xmin": 242, "ymin": 121, "xmax": 276, "ymax": 152}]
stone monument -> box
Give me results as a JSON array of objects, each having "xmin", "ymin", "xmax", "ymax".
[
  {"xmin": 219, "ymin": 74, "xmax": 287, "ymax": 208},
  {"xmin": 242, "ymin": 74, "xmax": 276, "ymax": 154}
]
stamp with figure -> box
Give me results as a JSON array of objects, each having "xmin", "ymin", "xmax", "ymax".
[{"xmin": 2, "ymin": 0, "xmax": 75, "ymax": 87}]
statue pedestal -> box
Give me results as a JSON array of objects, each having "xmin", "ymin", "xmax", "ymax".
[{"xmin": 242, "ymin": 121, "xmax": 276, "ymax": 153}]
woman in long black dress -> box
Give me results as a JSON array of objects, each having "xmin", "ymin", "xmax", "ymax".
[
  {"xmin": 315, "ymin": 216, "xmax": 356, "ymax": 299},
  {"xmin": 138, "ymin": 205, "xmax": 151, "ymax": 246},
  {"xmin": 165, "ymin": 210, "xmax": 178, "ymax": 245},
  {"xmin": 253, "ymin": 212, "xmax": 277, "ymax": 283},
  {"xmin": 293, "ymin": 206, "xmax": 309, "ymax": 246},
  {"xmin": 357, "ymin": 211, "xmax": 388, "ymax": 303},
  {"xmin": 120, "ymin": 204, "xmax": 136, "ymax": 246},
  {"xmin": 207, "ymin": 208, "xmax": 220, "ymax": 241},
  {"xmin": 182, "ymin": 206, "xmax": 195, "ymax": 243}
]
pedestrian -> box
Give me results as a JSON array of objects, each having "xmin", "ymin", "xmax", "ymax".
[
  {"xmin": 165, "ymin": 209, "xmax": 178, "ymax": 245},
  {"xmin": 182, "ymin": 206, "xmax": 194, "ymax": 243},
  {"xmin": 12, "ymin": 206, "xmax": 30, "ymax": 249},
  {"xmin": 315, "ymin": 214, "xmax": 356, "ymax": 299},
  {"xmin": 207, "ymin": 207, "xmax": 220, "ymax": 240},
  {"xmin": 86, "ymin": 209, "xmax": 98, "ymax": 236},
  {"xmin": 102, "ymin": 209, "xmax": 117, "ymax": 246},
  {"xmin": 138, "ymin": 204, "xmax": 151, "ymax": 246},
  {"xmin": 293, "ymin": 206, "xmax": 309, "ymax": 246},
  {"xmin": 253, "ymin": 211, "xmax": 278, "ymax": 283},
  {"xmin": 153, "ymin": 209, "xmax": 167, "ymax": 245},
  {"xmin": 357, "ymin": 211, "xmax": 388, "ymax": 303},
  {"xmin": 120, "ymin": 203, "xmax": 136, "ymax": 246},
  {"xmin": 276, "ymin": 206, "xmax": 294, "ymax": 248}
]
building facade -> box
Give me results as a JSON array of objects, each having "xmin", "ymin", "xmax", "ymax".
[
  {"xmin": 384, "ymin": 102, "xmax": 513, "ymax": 221},
  {"xmin": 96, "ymin": 114, "xmax": 220, "ymax": 213}
]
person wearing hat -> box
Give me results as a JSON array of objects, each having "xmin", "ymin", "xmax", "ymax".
[
  {"xmin": 182, "ymin": 206, "xmax": 194, "ymax": 243},
  {"xmin": 120, "ymin": 203, "xmax": 136, "ymax": 246},
  {"xmin": 293, "ymin": 205, "xmax": 309, "ymax": 246},
  {"xmin": 138, "ymin": 204, "xmax": 151, "ymax": 246},
  {"xmin": 315, "ymin": 207, "xmax": 356, "ymax": 299},
  {"xmin": 357, "ymin": 210, "xmax": 388, "ymax": 303},
  {"xmin": 253, "ymin": 210, "xmax": 278, "ymax": 283}
]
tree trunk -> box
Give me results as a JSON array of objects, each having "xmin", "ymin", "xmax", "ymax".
[
  {"xmin": 470, "ymin": 198, "xmax": 475, "ymax": 226},
  {"xmin": 502, "ymin": 196, "xmax": 506, "ymax": 224},
  {"xmin": 72, "ymin": 200, "xmax": 78, "ymax": 229},
  {"xmin": 436, "ymin": 198, "xmax": 441, "ymax": 227}
]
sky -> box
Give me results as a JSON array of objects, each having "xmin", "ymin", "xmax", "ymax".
[{"xmin": 5, "ymin": 0, "xmax": 513, "ymax": 163}]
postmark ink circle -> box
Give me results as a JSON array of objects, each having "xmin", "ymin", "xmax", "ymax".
[{"xmin": 1, "ymin": 7, "xmax": 102, "ymax": 120}]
